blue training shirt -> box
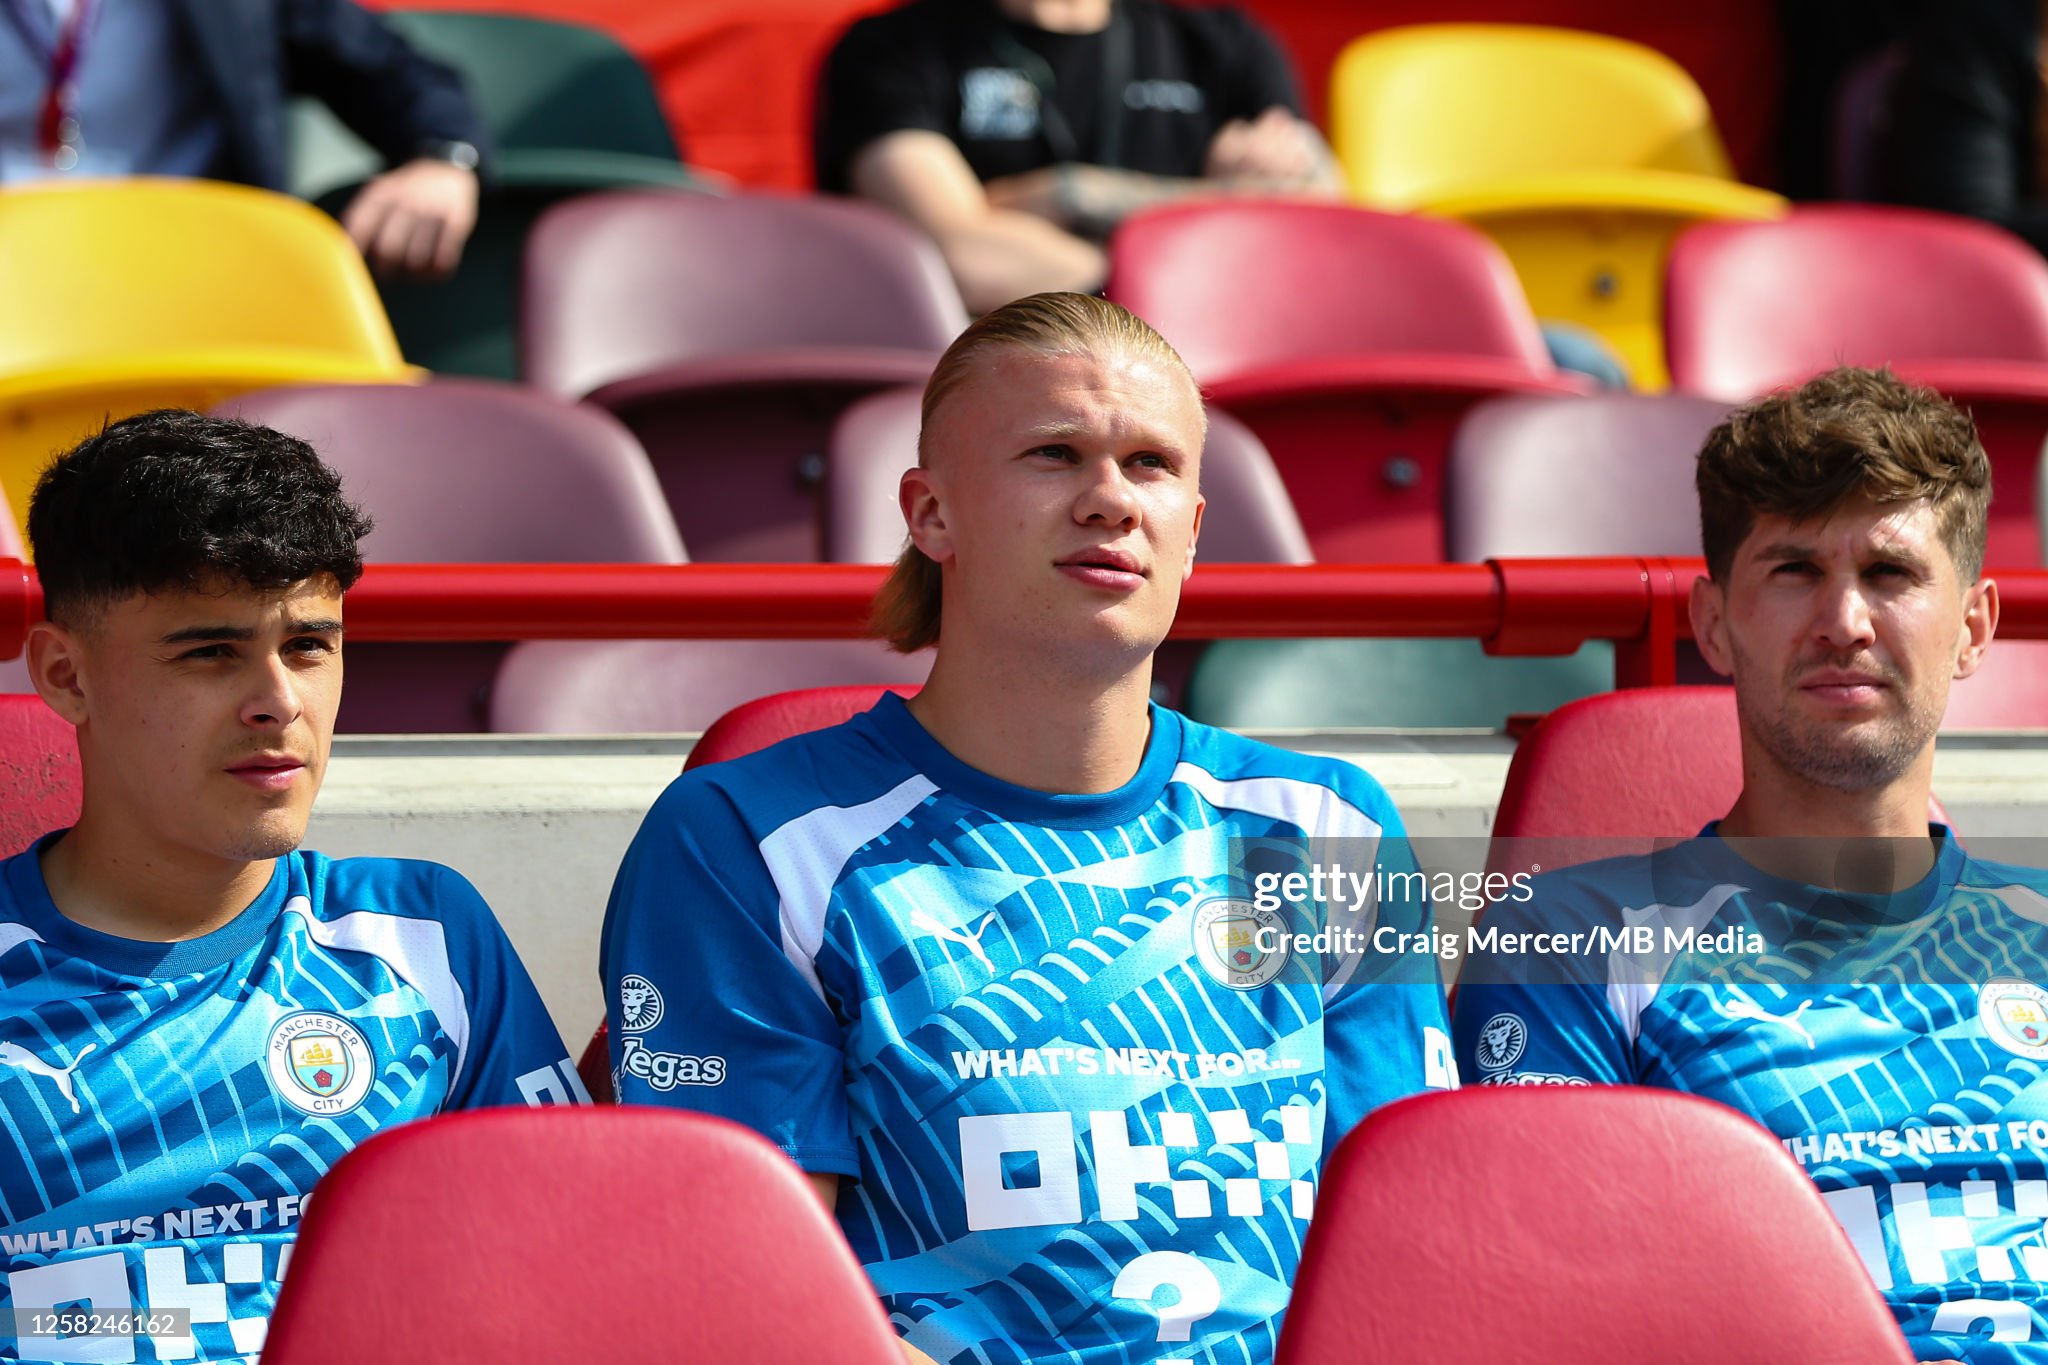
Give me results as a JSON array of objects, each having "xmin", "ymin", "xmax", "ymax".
[
  {"xmin": 603, "ymin": 694, "xmax": 1454, "ymax": 1365},
  {"xmin": 1453, "ymin": 827, "xmax": 2048, "ymax": 1362},
  {"xmin": 0, "ymin": 841, "xmax": 584, "ymax": 1364}
]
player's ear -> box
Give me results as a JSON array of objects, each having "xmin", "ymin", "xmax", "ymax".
[
  {"xmin": 1689, "ymin": 574, "xmax": 1733, "ymax": 678},
  {"xmin": 1182, "ymin": 495, "xmax": 1205, "ymax": 582},
  {"xmin": 27, "ymin": 619, "xmax": 90, "ymax": 726},
  {"xmin": 902, "ymin": 466, "xmax": 956, "ymax": 566},
  {"xmin": 1953, "ymin": 575, "xmax": 1998, "ymax": 681}
]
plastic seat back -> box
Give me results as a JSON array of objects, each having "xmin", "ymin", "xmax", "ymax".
[
  {"xmin": 489, "ymin": 641, "xmax": 930, "ymax": 736},
  {"xmin": 824, "ymin": 387, "xmax": 1311, "ymax": 564},
  {"xmin": 1278, "ymin": 1087, "xmax": 1914, "ymax": 1365},
  {"xmin": 1329, "ymin": 24, "xmax": 1736, "ymax": 208},
  {"xmin": 1110, "ymin": 201, "xmax": 1551, "ymax": 382},
  {"xmin": 222, "ymin": 380, "xmax": 684, "ymax": 732},
  {"xmin": 688, "ymin": 684, "xmax": 916, "ymax": 769},
  {"xmin": 0, "ymin": 694, "xmax": 79, "ymax": 857},
  {"xmin": 261, "ymin": 1108, "xmax": 904, "ymax": 1365},
  {"xmin": 0, "ymin": 181, "xmax": 408, "ymax": 536},
  {"xmin": 1447, "ymin": 392, "xmax": 1732, "ymax": 559},
  {"xmin": 523, "ymin": 191, "xmax": 965, "ymax": 399},
  {"xmin": 1667, "ymin": 206, "xmax": 2048, "ymax": 400},
  {"xmin": 1109, "ymin": 201, "xmax": 1571, "ymax": 561}
]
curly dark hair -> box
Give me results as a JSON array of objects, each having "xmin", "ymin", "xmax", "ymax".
[
  {"xmin": 1697, "ymin": 367, "xmax": 1991, "ymax": 583},
  {"xmin": 28, "ymin": 409, "xmax": 373, "ymax": 623}
]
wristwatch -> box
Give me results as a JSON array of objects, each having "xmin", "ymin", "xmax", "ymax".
[{"xmin": 415, "ymin": 139, "xmax": 481, "ymax": 171}]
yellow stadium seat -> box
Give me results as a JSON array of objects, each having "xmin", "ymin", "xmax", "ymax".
[
  {"xmin": 0, "ymin": 178, "xmax": 416, "ymax": 546},
  {"xmin": 1329, "ymin": 24, "xmax": 1787, "ymax": 388}
]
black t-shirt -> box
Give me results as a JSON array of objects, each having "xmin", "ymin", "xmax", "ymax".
[{"xmin": 814, "ymin": 0, "xmax": 1301, "ymax": 192}]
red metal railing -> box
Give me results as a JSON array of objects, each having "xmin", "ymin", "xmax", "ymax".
[{"xmin": 5, "ymin": 558, "xmax": 2046, "ymax": 689}]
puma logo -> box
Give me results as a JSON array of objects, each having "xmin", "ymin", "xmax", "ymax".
[
  {"xmin": 1722, "ymin": 995, "xmax": 1816, "ymax": 1049},
  {"xmin": 0, "ymin": 1041, "xmax": 95, "ymax": 1114},
  {"xmin": 910, "ymin": 910, "xmax": 997, "ymax": 972}
]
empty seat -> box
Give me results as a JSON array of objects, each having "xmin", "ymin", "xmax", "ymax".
[
  {"xmin": 1667, "ymin": 205, "xmax": 2048, "ymax": 564},
  {"xmin": 288, "ymin": 10, "xmax": 716, "ymax": 381},
  {"xmin": 0, "ymin": 179, "xmax": 412, "ymax": 544},
  {"xmin": 1328, "ymin": 23, "xmax": 1787, "ymax": 388},
  {"xmin": 1108, "ymin": 201, "xmax": 1585, "ymax": 562},
  {"xmin": 522, "ymin": 192, "xmax": 967, "ymax": 560},
  {"xmin": 488, "ymin": 639, "xmax": 931, "ymax": 735},
  {"xmin": 219, "ymin": 380, "xmax": 685, "ymax": 732},
  {"xmin": 825, "ymin": 387, "xmax": 1312, "ymax": 564},
  {"xmin": 261, "ymin": 1108, "xmax": 904, "ymax": 1365},
  {"xmin": 0, "ymin": 694, "xmax": 80, "ymax": 857},
  {"xmin": 1278, "ymin": 1087, "xmax": 1914, "ymax": 1365},
  {"xmin": 1446, "ymin": 391, "xmax": 1733, "ymax": 559}
]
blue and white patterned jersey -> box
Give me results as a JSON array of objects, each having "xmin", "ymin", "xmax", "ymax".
[
  {"xmin": 1452, "ymin": 828, "xmax": 2048, "ymax": 1362},
  {"xmin": 603, "ymin": 694, "xmax": 1454, "ymax": 1365},
  {"xmin": 0, "ymin": 841, "xmax": 584, "ymax": 1364}
]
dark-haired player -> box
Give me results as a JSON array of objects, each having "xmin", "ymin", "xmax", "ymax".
[
  {"xmin": 1, "ymin": 411, "xmax": 581, "ymax": 1365},
  {"xmin": 1453, "ymin": 369, "xmax": 2048, "ymax": 1361}
]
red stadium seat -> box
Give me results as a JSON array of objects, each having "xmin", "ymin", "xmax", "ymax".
[
  {"xmin": 1107, "ymin": 201, "xmax": 1586, "ymax": 562},
  {"xmin": 1276, "ymin": 1087, "xmax": 1914, "ymax": 1365},
  {"xmin": 1666, "ymin": 205, "xmax": 2048, "ymax": 564},
  {"xmin": 522, "ymin": 192, "xmax": 966, "ymax": 560},
  {"xmin": 261, "ymin": 1108, "xmax": 902, "ymax": 1365},
  {"xmin": 220, "ymin": 380, "xmax": 686, "ymax": 733},
  {"xmin": 686, "ymin": 683, "xmax": 918, "ymax": 770},
  {"xmin": 825, "ymin": 387, "xmax": 1313, "ymax": 565},
  {"xmin": 0, "ymin": 693, "xmax": 78, "ymax": 857},
  {"xmin": 1488, "ymin": 686, "xmax": 1953, "ymax": 874}
]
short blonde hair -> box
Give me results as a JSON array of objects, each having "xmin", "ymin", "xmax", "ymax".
[{"xmin": 871, "ymin": 293, "xmax": 1199, "ymax": 652}]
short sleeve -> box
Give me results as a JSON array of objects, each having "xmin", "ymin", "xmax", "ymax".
[
  {"xmin": 600, "ymin": 776, "xmax": 859, "ymax": 1176},
  {"xmin": 813, "ymin": 12, "xmax": 954, "ymax": 193},
  {"xmin": 1451, "ymin": 881, "xmax": 1635, "ymax": 1088},
  {"xmin": 426, "ymin": 865, "xmax": 586, "ymax": 1110}
]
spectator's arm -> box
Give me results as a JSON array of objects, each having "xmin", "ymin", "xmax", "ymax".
[{"xmin": 852, "ymin": 130, "xmax": 1108, "ymax": 314}]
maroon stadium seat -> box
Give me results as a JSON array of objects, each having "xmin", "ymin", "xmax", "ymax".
[
  {"xmin": 220, "ymin": 380, "xmax": 685, "ymax": 733},
  {"xmin": 488, "ymin": 638, "xmax": 930, "ymax": 735},
  {"xmin": 0, "ymin": 694, "xmax": 79, "ymax": 857},
  {"xmin": 1446, "ymin": 391, "xmax": 1732, "ymax": 559},
  {"xmin": 1666, "ymin": 205, "xmax": 2048, "ymax": 564},
  {"xmin": 261, "ymin": 1108, "xmax": 903, "ymax": 1365},
  {"xmin": 1107, "ymin": 201, "xmax": 1586, "ymax": 562},
  {"xmin": 1277, "ymin": 1087, "xmax": 1914, "ymax": 1365},
  {"xmin": 522, "ymin": 191, "xmax": 967, "ymax": 560}
]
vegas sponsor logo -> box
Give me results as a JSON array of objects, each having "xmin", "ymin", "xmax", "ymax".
[
  {"xmin": 618, "ymin": 974, "xmax": 664, "ymax": 1032},
  {"xmin": 618, "ymin": 1035, "xmax": 726, "ymax": 1090},
  {"xmin": 1472, "ymin": 1012, "xmax": 1529, "ymax": 1073}
]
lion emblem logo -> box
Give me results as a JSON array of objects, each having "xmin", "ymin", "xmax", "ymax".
[
  {"xmin": 619, "ymin": 975, "xmax": 664, "ymax": 1032},
  {"xmin": 1475, "ymin": 1013, "xmax": 1528, "ymax": 1073}
]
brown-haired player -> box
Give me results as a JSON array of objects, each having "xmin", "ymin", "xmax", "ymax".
[
  {"xmin": 602, "ymin": 293, "xmax": 1452, "ymax": 1365},
  {"xmin": 1453, "ymin": 367, "xmax": 2046, "ymax": 1362}
]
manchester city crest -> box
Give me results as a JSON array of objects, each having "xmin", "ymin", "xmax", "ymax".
[
  {"xmin": 1192, "ymin": 897, "xmax": 1289, "ymax": 990},
  {"xmin": 267, "ymin": 1011, "xmax": 375, "ymax": 1116},
  {"xmin": 1980, "ymin": 979, "xmax": 2048, "ymax": 1061}
]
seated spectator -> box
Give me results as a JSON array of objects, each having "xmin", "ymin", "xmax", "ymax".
[
  {"xmin": 1452, "ymin": 368, "xmax": 2047, "ymax": 1362},
  {"xmin": 603, "ymin": 293, "xmax": 1453, "ymax": 1364},
  {"xmin": 0, "ymin": 0, "xmax": 487, "ymax": 277},
  {"xmin": 1884, "ymin": 0, "xmax": 2048, "ymax": 256},
  {"xmin": 815, "ymin": 0, "xmax": 1342, "ymax": 313},
  {"xmin": 0, "ymin": 411, "xmax": 580, "ymax": 1365}
]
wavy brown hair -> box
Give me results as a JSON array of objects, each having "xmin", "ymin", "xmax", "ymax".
[{"xmin": 1697, "ymin": 366, "xmax": 1991, "ymax": 583}]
